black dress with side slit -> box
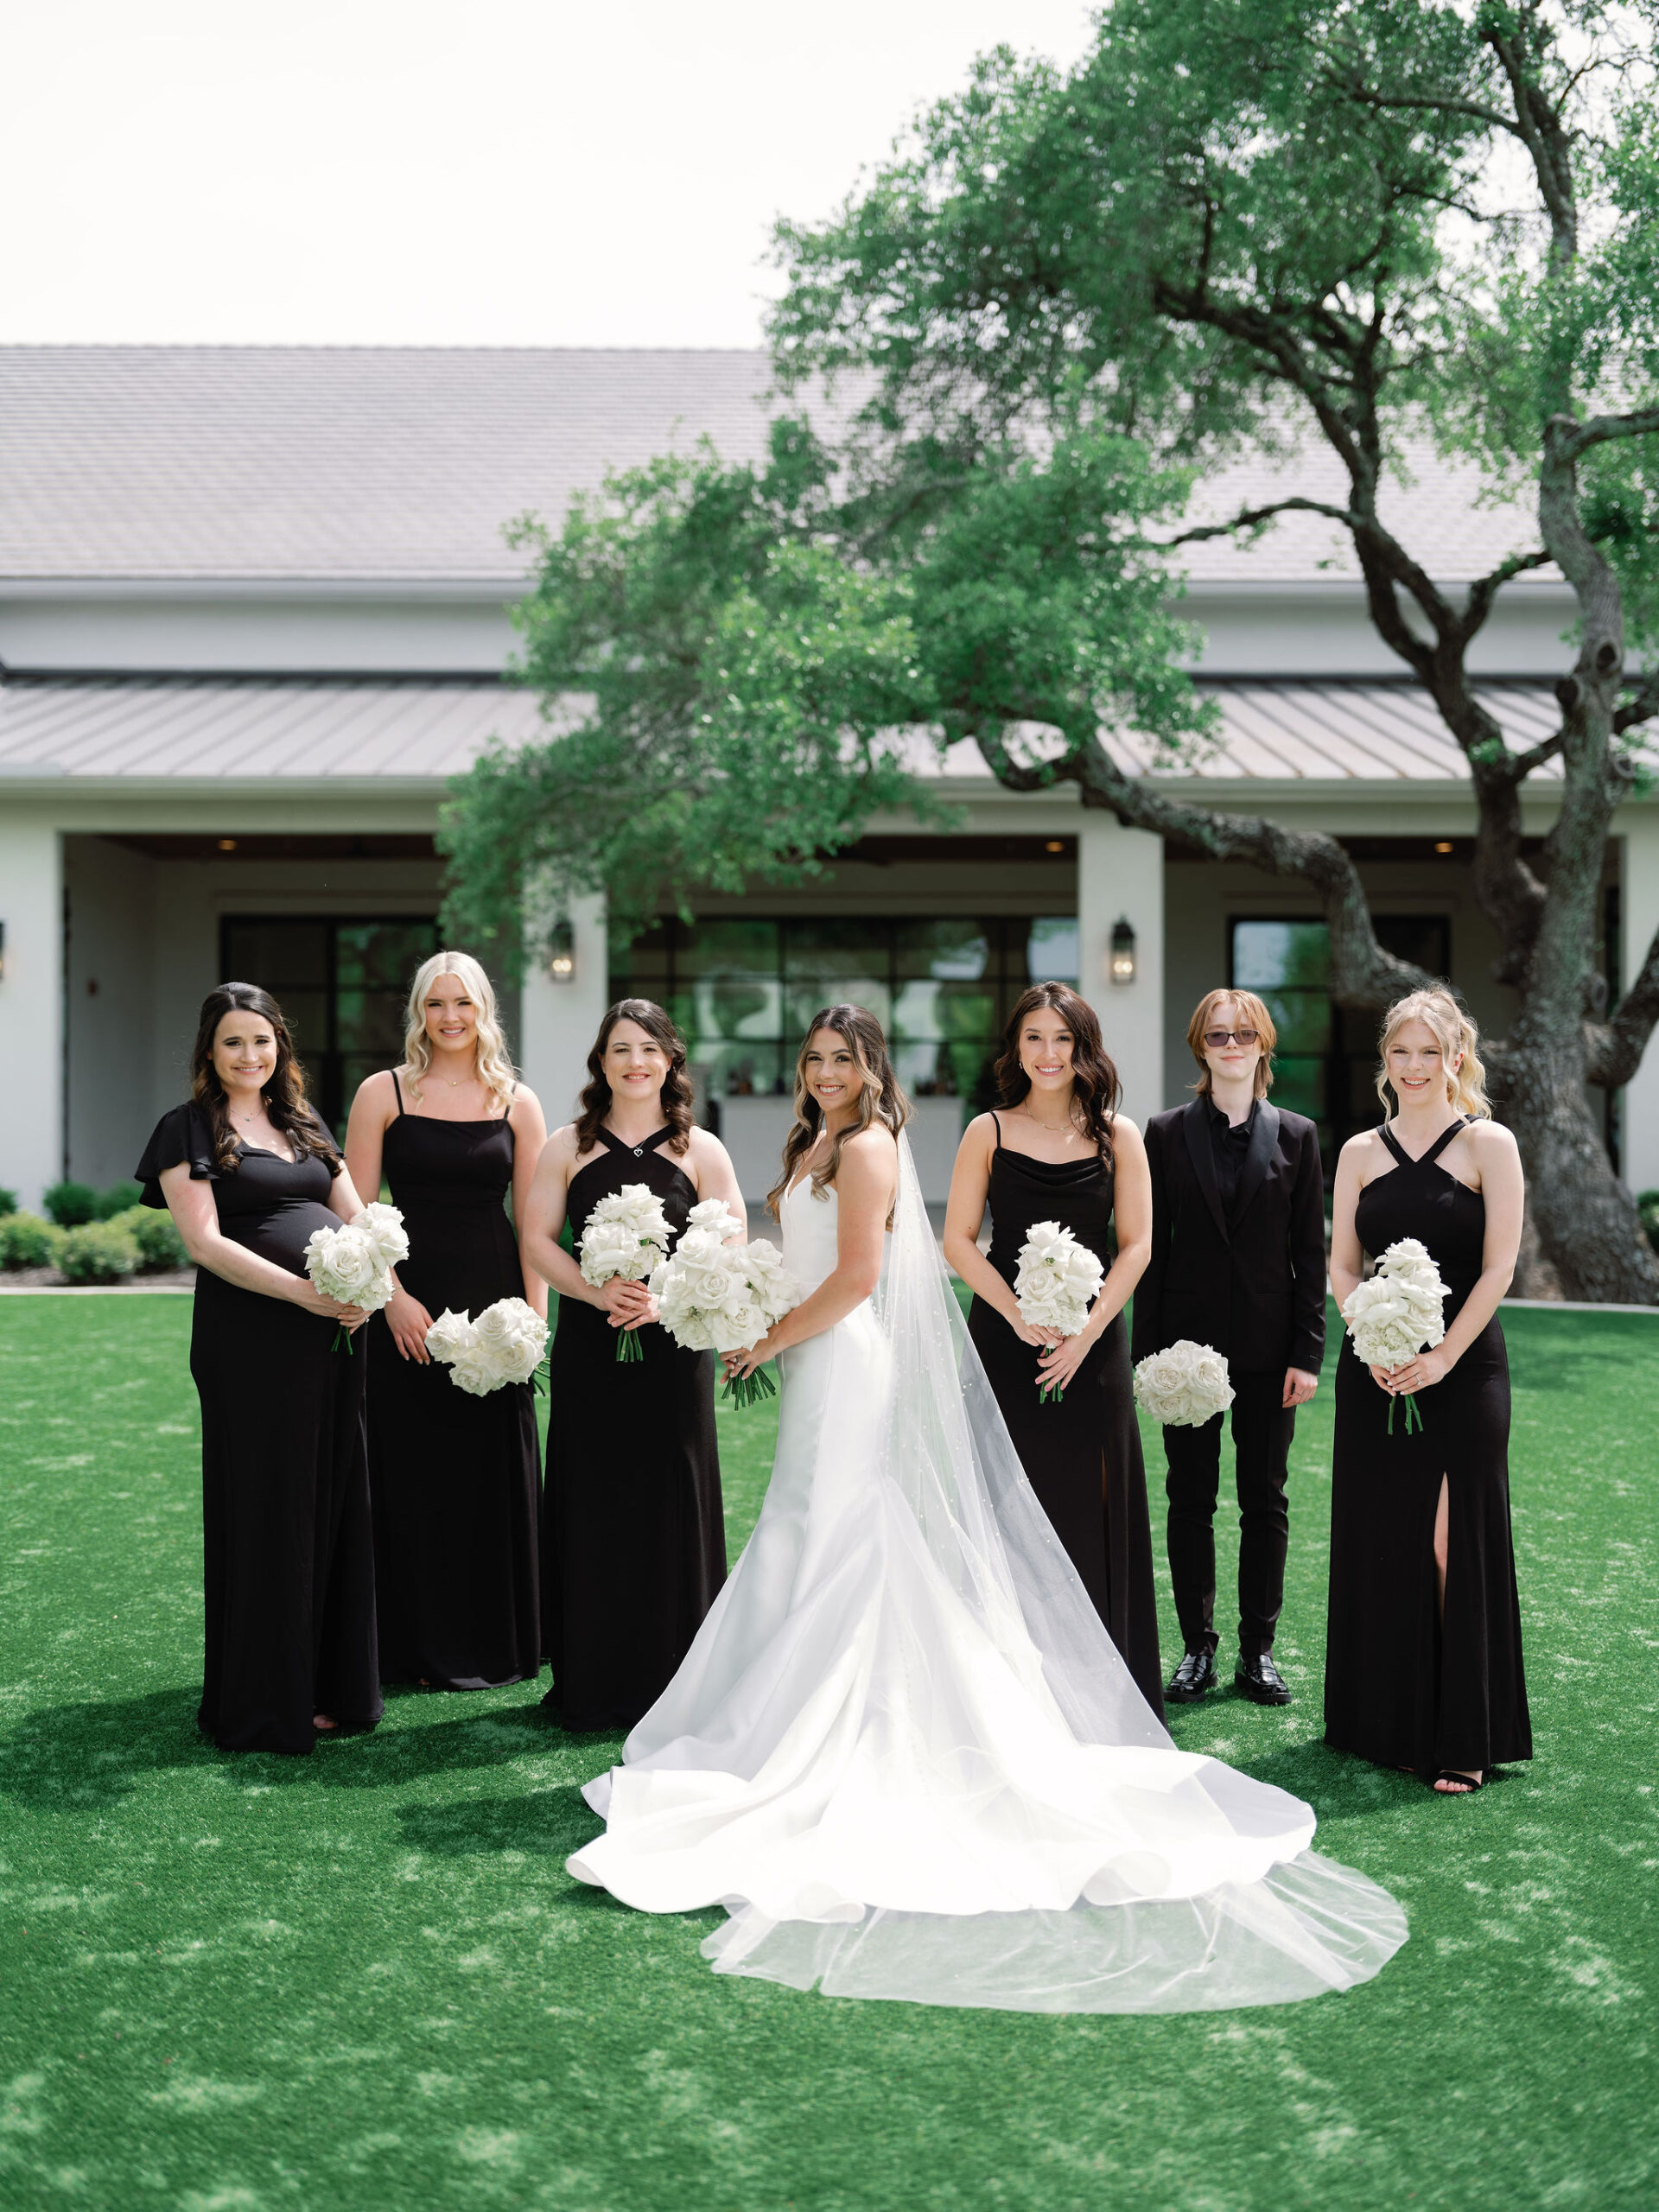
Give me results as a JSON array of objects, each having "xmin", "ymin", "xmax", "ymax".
[
  {"xmin": 966, "ymin": 1120, "xmax": 1164, "ymax": 1717},
  {"xmin": 540, "ymin": 1125, "xmax": 726, "ymax": 1731},
  {"xmin": 1325, "ymin": 1119, "xmax": 1531, "ymax": 1779},
  {"xmin": 365, "ymin": 1075, "xmax": 541, "ymax": 1690},
  {"xmin": 137, "ymin": 1102, "xmax": 381, "ymax": 1756}
]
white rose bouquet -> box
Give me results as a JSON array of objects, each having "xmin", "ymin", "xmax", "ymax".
[
  {"xmin": 302, "ymin": 1202, "xmax": 407, "ymax": 1351},
  {"xmin": 1134, "ymin": 1341, "xmax": 1236, "ymax": 1428},
  {"xmin": 1340, "ymin": 1236, "xmax": 1449, "ymax": 1437},
  {"xmin": 1013, "ymin": 1220, "xmax": 1105, "ymax": 1404},
  {"xmin": 577, "ymin": 1182, "xmax": 675, "ymax": 1363},
  {"xmin": 651, "ymin": 1198, "xmax": 803, "ymax": 1408},
  {"xmin": 424, "ymin": 1296, "xmax": 550, "ymax": 1397}
]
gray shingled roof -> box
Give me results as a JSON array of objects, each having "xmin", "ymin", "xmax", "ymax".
[
  {"xmin": 0, "ymin": 345, "xmax": 1547, "ymax": 588},
  {"xmin": 0, "ymin": 672, "xmax": 1560, "ymax": 784},
  {"xmin": 0, "ymin": 347, "xmax": 776, "ymax": 583}
]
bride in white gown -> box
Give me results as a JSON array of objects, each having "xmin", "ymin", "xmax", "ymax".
[{"xmin": 569, "ymin": 1006, "xmax": 1406, "ymax": 2012}]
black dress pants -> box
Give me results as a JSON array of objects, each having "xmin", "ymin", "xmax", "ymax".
[{"xmin": 1163, "ymin": 1370, "xmax": 1294, "ymax": 1658}]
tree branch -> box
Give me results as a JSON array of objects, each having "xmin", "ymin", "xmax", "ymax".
[
  {"xmin": 1554, "ymin": 406, "xmax": 1659, "ymax": 461},
  {"xmin": 1614, "ymin": 671, "xmax": 1659, "ymax": 734},
  {"xmin": 1458, "ymin": 550, "xmax": 1553, "ymax": 647},
  {"xmin": 1166, "ymin": 497, "xmax": 1367, "ymax": 547},
  {"xmin": 1585, "ymin": 920, "xmax": 1659, "ymax": 1090},
  {"xmin": 1509, "ymin": 727, "xmax": 1567, "ymax": 779},
  {"xmin": 1037, "ymin": 730, "xmax": 1439, "ymax": 1010}
]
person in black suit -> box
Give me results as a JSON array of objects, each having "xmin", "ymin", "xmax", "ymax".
[{"xmin": 1133, "ymin": 988, "xmax": 1326, "ymax": 1706}]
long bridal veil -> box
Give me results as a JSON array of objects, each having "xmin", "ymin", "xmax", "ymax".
[{"xmin": 586, "ymin": 1135, "xmax": 1406, "ymax": 2012}]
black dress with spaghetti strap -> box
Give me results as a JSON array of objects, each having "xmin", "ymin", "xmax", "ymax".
[
  {"xmin": 1325, "ymin": 1118, "xmax": 1532, "ymax": 1778},
  {"xmin": 365, "ymin": 1074, "xmax": 541, "ymax": 1690},
  {"xmin": 540, "ymin": 1125, "xmax": 726, "ymax": 1731},
  {"xmin": 136, "ymin": 1102, "xmax": 381, "ymax": 1755},
  {"xmin": 966, "ymin": 1116, "xmax": 1164, "ymax": 1717}
]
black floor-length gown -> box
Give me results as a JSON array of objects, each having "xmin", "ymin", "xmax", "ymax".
[
  {"xmin": 367, "ymin": 1077, "xmax": 541, "ymax": 1689},
  {"xmin": 541, "ymin": 1126, "xmax": 726, "ymax": 1731},
  {"xmin": 1325, "ymin": 1119, "xmax": 1532, "ymax": 1778},
  {"xmin": 137, "ymin": 1103, "xmax": 381, "ymax": 1756},
  {"xmin": 967, "ymin": 1121, "xmax": 1164, "ymax": 1717}
]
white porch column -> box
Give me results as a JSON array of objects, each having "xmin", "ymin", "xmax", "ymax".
[
  {"xmin": 0, "ymin": 818, "xmax": 63, "ymax": 1211},
  {"xmin": 518, "ymin": 893, "xmax": 609, "ymax": 1130},
  {"xmin": 1621, "ymin": 810, "xmax": 1659, "ymax": 1195},
  {"xmin": 1077, "ymin": 811, "xmax": 1164, "ymax": 1130}
]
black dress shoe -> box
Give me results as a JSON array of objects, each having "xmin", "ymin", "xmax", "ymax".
[
  {"xmin": 1166, "ymin": 1647, "xmax": 1218, "ymax": 1703},
  {"xmin": 1235, "ymin": 1651, "xmax": 1293, "ymax": 1705}
]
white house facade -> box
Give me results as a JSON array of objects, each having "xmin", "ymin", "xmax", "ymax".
[{"xmin": 1, "ymin": 346, "xmax": 1653, "ymax": 1212}]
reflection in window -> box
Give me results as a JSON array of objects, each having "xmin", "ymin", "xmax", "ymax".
[{"xmin": 612, "ymin": 914, "xmax": 1077, "ymax": 1116}]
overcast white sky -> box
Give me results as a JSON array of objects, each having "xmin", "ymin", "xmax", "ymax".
[{"xmin": 4, "ymin": 2, "xmax": 1096, "ymax": 348}]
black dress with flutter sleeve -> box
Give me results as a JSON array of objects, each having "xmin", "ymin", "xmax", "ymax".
[
  {"xmin": 1325, "ymin": 1120, "xmax": 1531, "ymax": 1779},
  {"xmin": 366, "ymin": 1076, "xmax": 541, "ymax": 1690},
  {"xmin": 540, "ymin": 1127, "xmax": 726, "ymax": 1731},
  {"xmin": 137, "ymin": 1102, "xmax": 381, "ymax": 1755},
  {"xmin": 966, "ymin": 1122, "xmax": 1164, "ymax": 1717}
]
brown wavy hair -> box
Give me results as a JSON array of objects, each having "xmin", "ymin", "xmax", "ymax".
[
  {"xmin": 766, "ymin": 1004, "xmax": 910, "ymax": 1221},
  {"xmin": 993, "ymin": 982, "xmax": 1122, "ymax": 1164},
  {"xmin": 189, "ymin": 982, "xmax": 339, "ymax": 1174},
  {"xmin": 575, "ymin": 999, "xmax": 694, "ymax": 1156}
]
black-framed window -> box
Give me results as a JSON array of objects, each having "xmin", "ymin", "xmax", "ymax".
[
  {"xmin": 219, "ymin": 915, "xmax": 440, "ymax": 1134},
  {"xmin": 610, "ymin": 914, "xmax": 1079, "ymax": 1116},
  {"xmin": 1230, "ymin": 915, "xmax": 1452, "ymax": 1170}
]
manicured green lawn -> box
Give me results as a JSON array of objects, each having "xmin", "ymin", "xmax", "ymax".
[{"xmin": 1, "ymin": 1294, "xmax": 1655, "ymax": 2211}]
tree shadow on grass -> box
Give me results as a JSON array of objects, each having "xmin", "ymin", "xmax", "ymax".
[
  {"xmin": 393, "ymin": 1781, "xmax": 601, "ymax": 1859},
  {"xmin": 0, "ymin": 1685, "xmax": 279, "ymax": 1811},
  {"xmin": 0, "ymin": 1686, "xmax": 622, "ymax": 1812}
]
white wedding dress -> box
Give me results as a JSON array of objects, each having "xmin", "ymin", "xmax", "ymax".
[{"xmin": 569, "ymin": 1139, "xmax": 1406, "ymax": 2012}]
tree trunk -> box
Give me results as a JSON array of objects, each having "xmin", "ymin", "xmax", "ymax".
[{"xmin": 1501, "ymin": 1022, "xmax": 1659, "ymax": 1303}]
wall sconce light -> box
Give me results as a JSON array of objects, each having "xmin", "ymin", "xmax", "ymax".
[
  {"xmin": 546, "ymin": 917, "xmax": 576, "ymax": 984},
  {"xmin": 1108, "ymin": 917, "xmax": 1136, "ymax": 985}
]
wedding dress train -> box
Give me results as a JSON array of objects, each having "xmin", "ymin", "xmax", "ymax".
[{"xmin": 568, "ymin": 1139, "xmax": 1405, "ymax": 2012}]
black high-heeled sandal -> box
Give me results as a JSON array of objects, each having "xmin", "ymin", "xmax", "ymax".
[{"xmin": 1433, "ymin": 1769, "xmax": 1484, "ymax": 1793}]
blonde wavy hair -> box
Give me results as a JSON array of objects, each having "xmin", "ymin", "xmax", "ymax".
[
  {"xmin": 401, "ymin": 950, "xmax": 518, "ymax": 1116},
  {"xmin": 1375, "ymin": 988, "xmax": 1490, "ymax": 1120}
]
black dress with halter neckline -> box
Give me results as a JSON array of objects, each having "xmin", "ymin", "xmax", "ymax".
[
  {"xmin": 365, "ymin": 1072, "xmax": 541, "ymax": 1690},
  {"xmin": 966, "ymin": 1114, "xmax": 1164, "ymax": 1717},
  {"xmin": 540, "ymin": 1122, "xmax": 726, "ymax": 1731},
  {"xmin": 1325, "ymin": 1117, "xmax": 1531, "ymax": 1778}
]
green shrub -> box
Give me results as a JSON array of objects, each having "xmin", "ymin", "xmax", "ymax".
[
  {"xmin": 42, "ymin": 1180, "xmax": 99, "ymax": 1228},
  {"xmin": 1638, "ymin": 1190, "xmax": 1659, "ymax": 1245},
  {"xmin": 106, "ymin": 1205, "xmax": 190, "ymax": 1272},
  {"xmin": 0, "ymin": 1211, "xmax": 56, "ymax": 1268},
  {"xmin": 54, "ymin": 1221, "xmax": 141, "ymax": 1285},
  {"xmin": 93, "ymin": 1179, "xmax": 144, "ymax": 1219},
  {"xmin": 0, "ymin": 1186, "xmax": 16, "ymax": 1217}
]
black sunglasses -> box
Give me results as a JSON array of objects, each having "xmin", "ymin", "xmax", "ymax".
[{"xmin": 1203, "ymin": 1027, "xmax": 1260, "ymax": 1047}]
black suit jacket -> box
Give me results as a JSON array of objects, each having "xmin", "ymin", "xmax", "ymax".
[{"xmin": 1131, "ymin": 1099, "xmax": 1326, "ymax": 1378}]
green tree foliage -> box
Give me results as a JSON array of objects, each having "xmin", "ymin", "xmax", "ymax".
[
  {"xmin": 439, "ymin": 426, "xmax": 1199, "ymax": 953},
  {"xmin": 443, "ymin": 0, "xmax": 1659, "ymax": 1296}
]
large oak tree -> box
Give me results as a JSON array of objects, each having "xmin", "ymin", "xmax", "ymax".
[{"xmin": 443, "ymin": 0, "xmax": 1659, "ymax": 1299}]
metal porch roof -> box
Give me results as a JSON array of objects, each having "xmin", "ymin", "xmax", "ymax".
[{"xmin": 0, "ymin": 673, "xmax": 1563, "ymax": 786}]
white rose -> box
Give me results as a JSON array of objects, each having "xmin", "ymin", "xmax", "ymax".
[
  {"xmin": 1135, "ymin": 1340, "xmax": 1236, "ymax": 1427},
  {"xmin": 353, "ymin": 1202, "xmax": 410, "ymax": 1268},
  {"xmin": 425, "ymin": 1307, "xmax": 479, "ymax": 1363}
]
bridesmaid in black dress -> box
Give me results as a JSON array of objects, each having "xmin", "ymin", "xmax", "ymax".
[
  {"xmin": 944, "ymin": 983, "xmax": 1164, "ymax": 1715},
  {"xmin": 522, "ymin": 998, "xmax": 745, "ymax": 1731},
  {"xmin": 345, "ymin": 951, "xmax": 547, "ymax": 1690},
  {"xmin": 1325, "ymin": 988, "xmax": 1530, "ymax": 1793},
  {"xmin": 137, "ymin": 982, "xmax": 381, "ymax": 1756}
]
